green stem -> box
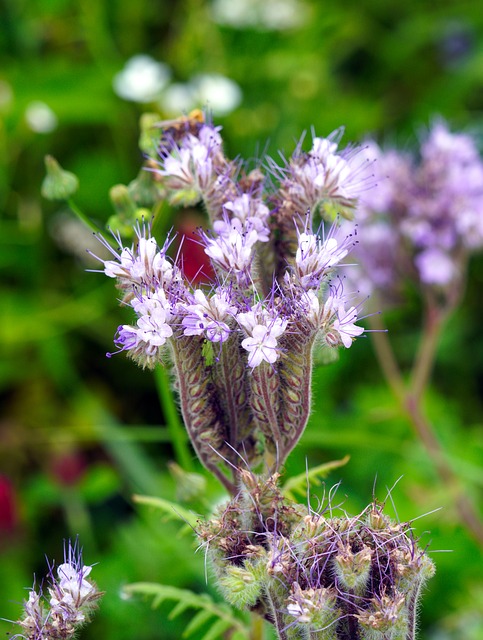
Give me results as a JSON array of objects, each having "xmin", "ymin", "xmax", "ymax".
[
  {"xmin": 67, "ymin": 198, "xmax": 107, "ymax": 237},
  {"xmin": 154, "ymin": 366, "xmax": 194, "ymax": 472},
  {"xmin": 265, "ymin": 590, "xmax": 289, "ymax": 640}
]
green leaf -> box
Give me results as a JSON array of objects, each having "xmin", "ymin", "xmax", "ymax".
[
  {"xmin": 282, "ymin": 455, "xmax": 350, "ymax": 500},
  {"xmin": 132, "ymin": 494, "xmax": 201, "ymax": 529},
  {"xmin": 200, "ymin": 618, "xmax": 232, "ymax": 640},
  {"xmin": 183, "ymin": 610, "xmax": 214, "ymax": 637},
  {"xmin": 122, "ymin": 582, "xmax": 250, "ymax": 640}
]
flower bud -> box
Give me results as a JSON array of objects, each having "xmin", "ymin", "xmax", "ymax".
[
  {"xmin": 41, "ymin": 155, "xmax": 79, "ymax": 200},
  {"xmin": 168, "ymin": 462, "xmax": 207, "ymax": 503},
  {"xmin": 218, "ymin": 561, "xmax": 263, "ymax": 609},
  {"xmin": 356, "ymin": 590, "xmax": 407, "ymax": 637},
  {"xmin": 286, "ymin": 582, "xmax": 339, "ymax": 634},
  {"xmin": 334, "ymin": 543, "xmax": 372, "ymax": 594}
]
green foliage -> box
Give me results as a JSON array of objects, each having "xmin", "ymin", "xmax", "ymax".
[
  {"xmin": 122, "ymin": 582, "xmax": 250, "ymax": 640},
  {"xmin": 132, "ymin": 494, "xmax": 201, "ymax": 531},
  {"xmin": 1, "ymin": 0, "xmax": 483, "ymax": 639},
  {"xmin": 282, "ymin": 455, "xmax": 350, "ymax": 500}
]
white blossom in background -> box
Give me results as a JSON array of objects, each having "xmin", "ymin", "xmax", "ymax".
[
  {"xmin": 159, "ymin": 74, "xmax": 242, "ymax": 117},
  {"xmin": 211, "ymin": 0, "xmax": 308, "ymax": 31},
  {"xmin": 25, "ymin": 101, "xmax": 58, "ymax": 133},
  {"xmin": 159, "ymin": 82, "xmax": 197, "ymax": 116},
  {"xmin": 113, "ymin": 55, "xmax": 171, "ymax": 103},
  {"xmin": 190, "ymin": 74, "xmax": 242, "ymax": 116}
]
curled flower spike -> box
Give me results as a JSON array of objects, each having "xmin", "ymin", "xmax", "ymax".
[{"xmin": 94, "ymin": 112, "xmax": 367, "ymax": 484}]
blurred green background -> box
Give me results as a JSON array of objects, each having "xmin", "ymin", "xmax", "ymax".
[{"xmin": 1, "ymin": 1, "xmax": 483, "ymax": 638}]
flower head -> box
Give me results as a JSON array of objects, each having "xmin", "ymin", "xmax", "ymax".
[
  {"xmin": 14, "ymin": 539, "xmax": 102, "ymax": 640},
  {"xmin": 182, "ymin": 288, "xmax": 236, "ymax": 343},
  {"xmin": 237, "ymin": 303, "xmax": 288, "ymax": 367}
]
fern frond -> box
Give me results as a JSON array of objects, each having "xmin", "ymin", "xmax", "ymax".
[
  {"xmin": 132, "ymin": 494, "xmax": 200, "ymax": 530},
  {"xmin": 122, "ymin": 582, "xmax": 250, "ymax": 639},
  {"xmin": 282, "ymin": 455, "xmax": 350, "ymax": 500}
]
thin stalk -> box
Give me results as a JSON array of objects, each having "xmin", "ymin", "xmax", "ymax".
[
  {"xmin": 67, "ymin": 198, "xmax": 107, "ymax": 237},
  {"xmin": 409, "ymin": 305, "xmax": 446, "ymax": 402},
  {"xmin": 404, "ymin": 394, "xmax": 483, "ymax": 544},
  {"xmin": 369, "ymin": 313, "xmax": 483, "ymax": 545},
  {"xmin": 154, "ymin": 366, "xmax": 194, "ymax": 471},
  {"xmin": 405, "ymin": 581, "xmax": 422, "ymax": 640},
  {"xmin": 250, "ymin": 613, "xmax": 266, "ymax": 640},
  {"xmin": 265, "ymin": 590, "xmax": 289, "ymax": 640}
]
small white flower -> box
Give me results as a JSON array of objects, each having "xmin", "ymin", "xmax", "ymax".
[
  {"xmin": 241, "ymin": 325, "xmax": 280, "ymax": 367},
  {"xmin": 190, "ymin": 73, "xmax": 242, "ymax": 116},
  {"xmin": 25, "ymin": 101, "xmax": 58, "ymax": 133},
  {"xmin": 326, "ymin": 300, "xmax": 364, "ymax": 348},
  {"xmin": 113, "ymin": 55, "xmax": 171, "ymax": 103},
  {"xmin": 56, "ymin": 562, "xmax": 95, "ymax": 601},
  {"xmin": 238, "ymin": 307, "xmax": 287, "ymax": 367}
]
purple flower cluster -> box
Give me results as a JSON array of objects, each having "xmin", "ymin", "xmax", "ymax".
[
  {"xmin": 345, "ymin": 121, "xmax": 483, "ymax": 302},
  {"xmin": 96, "ymin": 221, "xmax": 362, "ymax": 370},
  {"xmin": 95, "ymin": 116, "xmax": 366, "ymax": 372},
  {"xmin": 13, "ymin": 540, "xmax": 102, "ymax": 640},
  {"xmin": 93, "ymin": 113, "xmax": 368, "ymax": 486}
]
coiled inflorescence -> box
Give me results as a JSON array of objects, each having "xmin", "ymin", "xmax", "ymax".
[{"xmin": 93, "ymin": 112, "xmax": 368, "ymax": 491}]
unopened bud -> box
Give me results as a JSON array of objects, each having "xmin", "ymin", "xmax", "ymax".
[
  {"xmin": 286, "ymin": 582, "xmax": 339, "ymax": 631},
  {"xmin": 218, "ymin": 562, "xmax": 262, "ymax": 609},
  {"xmin": 334, "ymin": 543, "xmax": 372, "ymax": 594},
  {"xmin": 356, "ymin": 590, "xmax": 407, "ymax": 636},
  {"xmin": 41, "ymin": 155, "xmax": 79, "ymax": 200},
  {"xmin": 108, "ymin": 185, "xmax": 149, "ymax": 237},
  {"xmin": 367, "ymin": 505, "xmax": 390, "ymax": 530},
  {"xmin": 168, "ymin": 462, "xmax": 207, "ymax": 503}
]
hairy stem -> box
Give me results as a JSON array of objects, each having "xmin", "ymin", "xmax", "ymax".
[{"xmin": 265, "ymin": 589, "xmax": 289, "ymax": 640}]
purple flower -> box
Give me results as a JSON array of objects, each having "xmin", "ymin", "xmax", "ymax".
[
  {"xmin": 14, "ymin": 539, "xmax": 102, "ymax": 640},
  {"xmin": 347, "ymin": 120, "xmax": 483, "ymax": 303},
  {"xmin": 415, "ymin": 247, "xmax": 457, "ymax": 286},
  {"xmin": 237, "ymin": 304, "xmax": 288, "ymax": 367},
  {"xmin": 294, "ymin": 225, "xmax": 354, "ymax": 290},
  {"xmin": 182, "ymin": 288, "xmax": 236, "ymax": 343}
]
